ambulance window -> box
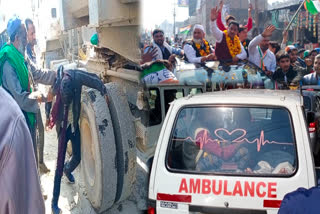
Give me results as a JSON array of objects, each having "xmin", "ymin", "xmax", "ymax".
[
  {"xmin": 303, "ymin": 96, "xmax": 311, "ymax": 111},
  {"xmin": 164, "ymin": 89, "xmax": 183, "ymax": 114},
  {"xmin": 167, "ymin": 106, "xmax": 297, "ymax": 176},
  {"xmin": 188, "ymin": 88, "xmax": 203, "ymax": 96},
  {"xmin": 148, "ymin": 89, "xmax": 161, "ymax": 126}
]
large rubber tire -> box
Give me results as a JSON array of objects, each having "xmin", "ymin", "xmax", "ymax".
[
  {"xmin": 80, "ymin": 88, "xmax": 117, "ymax": 213},
  {"xmin": 105, "ymin": 82, "xmax": 137, "ymax": 203}
]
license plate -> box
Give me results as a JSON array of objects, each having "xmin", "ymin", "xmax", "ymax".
[{"xmin": 160, "ymin": 201, "xmax": 178, "ymax": 209}]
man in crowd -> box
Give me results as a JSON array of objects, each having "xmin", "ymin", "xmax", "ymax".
[
  {"xmin": 183, "ymin": 24, "xmax": 216, "ymax": 63},
  {"xmin": 0, "ymin": 87, "xmax": 45, "ymax": 214},
  {"xmin": 144, "ymin": 29, "xmax": 183, "ymax": 63},
  {"xmin": 248, "ymin": 25, "xmax": 276, "ymax": 75},
  {"xmin": 272, "ymin": 52, "xmax": 298, "ymax": 86},
  {"xmin": 297, "ymin": 48, "xmax": 306, "ymax": 67},
  {"xmin": 310, "ymin": 49, "xmax": 318, "ymax": 64},
  {"xmin": 285, "ymin": 46, "xmax": 299, "ymax": 66},
  {"xmin": 0, "ymin": 16, "xmax": 56, "ymax": 166},
  {"xmin": 0, "ymin": 86, "xmax": 45, "ymax": 214},
  {"xmin": 238, "ymin": 26, "xmax": 250, "ymax": 54},
  {"xmin": 303, "ymin": 54, "xmax": 320, "ymax": 85},
  {"xmin": 278, "ymin": 186, "xmax": 320, "ymax": 214},
  {"xmin": 285, "ymin": 45, "xmax": 313, "ymax": 77},
  {"xmin": 25, "ymin": 18, "xmax": 50, "ymax": 173},
  {"xmin": 269, "ymin": 41, "xmax": 280, "ymax": 55},
  {"xmin": 210, "ymin": 6, "xmax": 247, "ymax": 63}
]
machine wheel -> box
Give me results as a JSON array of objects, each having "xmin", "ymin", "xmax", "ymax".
[
  {"xmin": 105, "ymin": 82, "xmax": 137, "ymax": 202},
  {"xmin": 80, "ymin": 88, "xmax": 117, "ymax": 213}
]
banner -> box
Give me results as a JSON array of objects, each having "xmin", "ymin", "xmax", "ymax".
[{"xmin": 178, "ymin": 0, "xmax": 189, "ymax": 7}]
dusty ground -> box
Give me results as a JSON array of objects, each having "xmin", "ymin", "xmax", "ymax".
[{"xmin": 39, "ymin": 103, "xmax": 83, "ymax": 214}]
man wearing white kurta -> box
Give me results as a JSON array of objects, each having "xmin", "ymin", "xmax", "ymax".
[{"xmin": 248, "ymin": 25, "xmax": 277, "ymax": 75}]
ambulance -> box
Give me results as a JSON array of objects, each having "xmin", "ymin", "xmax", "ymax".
[{"xmin": 148, "ymin": 89, "xmax": 318, "ymax": 214}]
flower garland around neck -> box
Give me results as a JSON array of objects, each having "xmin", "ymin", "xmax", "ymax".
[
  {"xmin": 223, "ymin": 30, "xmax": 241, "ymax": 58},
  {"xmin": 194, "ymin": 39, "xmax": 210, "ymax": 56}
]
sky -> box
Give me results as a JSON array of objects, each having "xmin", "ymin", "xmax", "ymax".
[
  {"xmin": 143, "ymin": 0, "xmax": 285, "ymax": 29},
  {"xmin": 142, "ymin": 0, "xmax": 189, "ymax": 29},
  {"xmin": 0, "ymin": 0, "xmax": 32, "ymax": 31}
]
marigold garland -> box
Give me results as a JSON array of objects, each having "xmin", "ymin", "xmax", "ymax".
[
  {"xmin": 224, "ymin": 30, "xmax": 241, "ymax": 58},
  {"xmin": 194, "ymin": 39, "xmax": 211, "ymax": 56}
]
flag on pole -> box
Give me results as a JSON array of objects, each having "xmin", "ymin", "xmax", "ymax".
[
  {"xmin": 304, "ymin": 0, "xmax": 320, "ymax": 15},
  {"xmin": 179, "ymin": 25, "xmax": 191, "ymax": 35},
  {"xmin": 178, "ymin": 0, "xmax": 189, "ymax": 7}
]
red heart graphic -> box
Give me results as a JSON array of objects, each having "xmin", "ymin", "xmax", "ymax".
[{"xmin": 214, "ymin": 128, "xmax": 247, "ymax": 143}]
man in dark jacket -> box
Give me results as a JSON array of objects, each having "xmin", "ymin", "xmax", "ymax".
[
  {"xmin": 272, "ymin": 53, "xmax": 298, "ymax": 85},
  {"xmin": 49, "ymin": 66, "xmax": 107, "ymax": 214},
  {"xmin": 278, "ymin": 187, "xmax": 320, "ymax": 214},
  {"xmin": 273, "ymin": 52, "xmax": 313, "ymax": 86}
]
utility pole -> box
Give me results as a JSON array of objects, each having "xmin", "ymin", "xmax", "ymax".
[
  {"xmin": 173, "ymin": 0, "xmax": 176, "ymax": 38},
  {"xmin": 254, "ymin": 0, "xmax": 259, "ymax": 28}
]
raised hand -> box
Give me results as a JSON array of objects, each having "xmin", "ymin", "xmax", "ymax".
[
  {"xmin": 248, "ymin": 3, "xmax": 253, "ymax": 17},
  {"xmin": 141, "ymin": 47, "xmax": 157, "ymax": 64},
  {"xmin": 219, "ymin": 0, "xmax": 224, "ymax": 12},
  {"xmin": 211, "ymin": 6, "xmax": 219, "ymax": 21},
  {"xmin": 282, "ymin": 30, "xmax": 288, "ymax": 40},
  {"xmin": 261, "ymin": 25, "xmax": 276, "ymax": 38}
]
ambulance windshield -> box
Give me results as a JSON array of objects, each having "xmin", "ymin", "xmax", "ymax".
[{"xmin": 167, "ymin": 106, "xmax": 297, "ymax": 176}]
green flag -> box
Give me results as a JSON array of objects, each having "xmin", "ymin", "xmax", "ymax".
[{"xmin": 305, "ymin": 0, "xmax": 320, "ymax": 15}]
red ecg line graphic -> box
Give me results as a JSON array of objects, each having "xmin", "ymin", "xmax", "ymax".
[{"xmin": 179, "ymin": 128, "xmax": 293, "ymax": 152}]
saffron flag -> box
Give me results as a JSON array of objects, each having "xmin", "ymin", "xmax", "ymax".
[{"xmin": 304, "ymin": 0, "xmax": 320, "ymax": 15}]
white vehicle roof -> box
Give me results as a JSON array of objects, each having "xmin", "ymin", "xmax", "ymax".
[{"xmin": 174, "ymin": 89, "xmax": 303, "ymax": 107}]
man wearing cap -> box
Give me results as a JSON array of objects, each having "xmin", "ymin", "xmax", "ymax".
[
  {"xmin": 210, "ymin": 6, "xmax": 247, "ymax": 63},
  {"xmin": 248, "ymin": 25, "xmax": 276, "ymax": 75},
  {"xmin": 183, "ymin": 24, "xmax": 216, "ymax": 63},
  {"xmin": 297, "ymin": 49, "xmax": 306, "ymax": 68},
  {"xmin": 143, "ymin": 29, "xmax": 183, "ymax": 63},
  {"xmin": 285, "ymin": 45, "xmax": 299, "ymax": 66},
  {"xmin": 0, "ymin": 16, "xmax": 56, "ymax": 165},
  {"xmin": 285, "ymin": 45, "xmax": 313, "ymax": 79}
]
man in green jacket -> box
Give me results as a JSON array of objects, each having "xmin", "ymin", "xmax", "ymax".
[{"xmin": 0, "ymin": 16, "xmax": 56, "ymax": 165}]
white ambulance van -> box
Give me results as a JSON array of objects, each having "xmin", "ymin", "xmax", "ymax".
[{"xmin": 149, "ymin": 89, "xmax": 317, "ymax": 214}]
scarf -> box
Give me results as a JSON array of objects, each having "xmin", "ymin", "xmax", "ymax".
[
  {"xmin": 49, "ymin": 91, "xmax": 62, "ymax": 129},
  {"xmin": 0, "ymin": 43, "xmax": 35, "ymax": 127},
  {"xmin": 194, "ymin": 39, "xmax": 211, "ymax": 56},
  {"xmin": 223, "ymin": 30, "xmax": 241, "ymax": 58},
  {"xmin": 258, "ymin": 46, "xmax": 268, "ymax": 70},
  {"xmin": 152, "ymin": 41, "xmax": 173, "ymax": 60}
]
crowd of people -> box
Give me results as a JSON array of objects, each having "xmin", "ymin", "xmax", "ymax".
[{"xmin": 140, "ymin": 1, "xmax": 320, "ymax": 88}]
